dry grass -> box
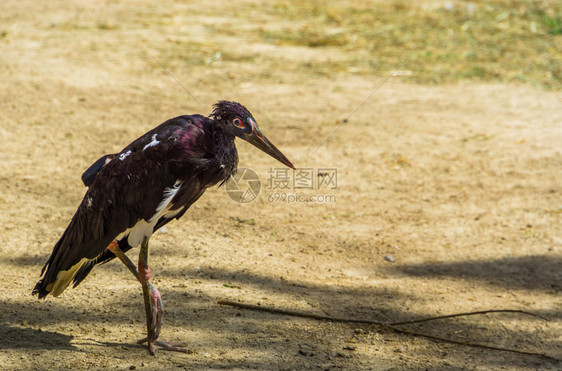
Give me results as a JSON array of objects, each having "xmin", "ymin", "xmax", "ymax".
[
  {"xmin": 255, "ymin": 0, "xmax": 561, "ymax": 88},
  {"xmin": 125, "ymin": 0, "xmax": 562, "ymax": 89},
  {"xmin": 6, "ymin": 1, "xmax": 557, "ymax": 88}
]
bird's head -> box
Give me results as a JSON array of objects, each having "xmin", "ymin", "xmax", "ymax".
[{"xmin": 211, "ymin": 101, "xmax": 294, "ymax": 169}]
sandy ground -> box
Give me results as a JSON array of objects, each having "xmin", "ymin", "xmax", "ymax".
[{"xmin": 1, "ymin": 1, "xmax": 561, "ymax": 370}]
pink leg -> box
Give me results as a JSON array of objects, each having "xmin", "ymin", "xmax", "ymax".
[
  {"xmin": 109, "ymin": 239, "xmax": 188, "ymax": 355},
  {"xmin": 137, "ymin": 237, "xmax": 188, "ymax": 355}
]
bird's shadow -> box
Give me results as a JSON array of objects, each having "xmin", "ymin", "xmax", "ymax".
[
  {"xmin": 0, "ymin": 324, "xmax": 75, "ymax": 351},
  {"xmin": 391, "ymin": 254, "xmax": 562, "ymax": 293},
  {"xmin": 7, "ymin": 252, "xmax": 561, "ymax": 367}
]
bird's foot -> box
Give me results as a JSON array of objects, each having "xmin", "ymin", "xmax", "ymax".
[
  {"xmin": 144, "ymin": 282, "xmax": 164, "ymax": 341},
  {"xmin": 138, "ymin": 337, "xmax": 190, "ymax": 355},
  {"xmin": 138, "ymin": 284, "xmax": 189, "ymax": 355}
]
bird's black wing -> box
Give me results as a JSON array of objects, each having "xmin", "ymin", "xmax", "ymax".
[
  {"xmin": 33, "ymin": 115, "xmax": 217, "ymax": 298},
  {"xmin": 71, "ymin": 175, "xmax": 208, "ymax": 286},
  {"xmin": 81, "ymin": 154, "xmax": 117, "ymax": 187}
]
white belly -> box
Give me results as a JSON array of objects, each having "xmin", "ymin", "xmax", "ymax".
[{"xmin": 117, "ymin": 180, "xmax": 183, "ymax": 247}]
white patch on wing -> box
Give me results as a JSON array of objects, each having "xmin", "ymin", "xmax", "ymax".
[
  {"xmin": 154, "ymin": 179, "xmax": 183, "ymax": 216},
  {"xmin": 143, "ymin": 134, "xmax": 160, "ymax": 151},
  {"xmin": 119, "ymin": 150, "xmax": 132, "ymax": 161},
  {"xmin": 118, "ymin": 220, "xmax": 153, "ymax": 247},
  {"xmin": 117, "ymin": 180, "xmax": 183, "ymax": 247},
  {"xmin": 47, "ymin": 257, "xmax": 90, "ymax": 297}
]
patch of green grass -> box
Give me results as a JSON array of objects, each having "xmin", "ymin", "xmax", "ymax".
[
  {"xmin": 260, "ymin": 28, "xmax": 349, "ymax": 47},
  {"xmin": 460, "ymin": 65, "xmax": 494, "ymax": 79},
  {"xmin": 235, "ymin": 217, "xmax": 256, "ymax": 225},
  {"xmin": 544, "ymin": 16, "xmax": 562, "ymax": 35},
  {"xmin": 97, "ymin": 23, "xmax": 119, "ymax": 31},
  {"xmin": 223, "ymin": 283, "xmax": 242, "ymax": 289}
]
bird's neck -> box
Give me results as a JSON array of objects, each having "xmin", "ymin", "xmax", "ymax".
[{"xmin": 212, "ymin": 121, "xmax": 239, "ymax": 175}]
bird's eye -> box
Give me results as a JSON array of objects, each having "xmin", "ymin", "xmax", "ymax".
[{"xmin": 232, "ymin": 118, "xmax": 245, "ymax": 128}]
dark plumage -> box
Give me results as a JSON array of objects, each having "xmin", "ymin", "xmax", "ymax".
[{"xmin": 33, "ymin": 101, "xmax": 293, "ymax": 354}]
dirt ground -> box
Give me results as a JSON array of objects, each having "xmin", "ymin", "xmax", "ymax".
[{"xmin": 1, "ymin": 1, "xmax": 561, "ymax": 370}]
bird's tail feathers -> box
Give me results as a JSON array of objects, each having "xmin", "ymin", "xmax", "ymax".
[
  {"xmin": 72, "ymin": 239, "xmax": 133, "ymax": 288},
  {"xmin": 32, "ymin": 215, "xmax": 111, "ymax": 299},
  {"xmin": 32, "ymin": 242, "xmax": 91, "ymax": 299}
]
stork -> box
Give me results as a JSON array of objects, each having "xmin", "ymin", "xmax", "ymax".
[{"xmin": 33, "ymin": 101, "xmax": 294, "ymax": 354}]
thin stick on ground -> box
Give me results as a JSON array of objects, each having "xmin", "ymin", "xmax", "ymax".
[
  {"xmin": 389, "ymin": 309, "xmax": 548, "ymax": 325},
  {"xmin": 217, "ymin": 299, "xmax": 559, "ymax": 362}
]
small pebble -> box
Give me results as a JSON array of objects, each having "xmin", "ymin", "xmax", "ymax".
[{"xmin": 384, "ymin": 255, "xmax": 395, "ymax": 263}]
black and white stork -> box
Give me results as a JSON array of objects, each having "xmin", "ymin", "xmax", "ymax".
[{"xmin": 33, "ymin": 101, "xmax": 294, "ymax": 354}]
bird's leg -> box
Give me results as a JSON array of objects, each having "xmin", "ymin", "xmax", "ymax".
[
  {"xmin": 107, "ymin": 241, "xmax": 140, "ymax": 281},
  {"xmin": 138, "ymin": 237, "xmax": 188, "ymax": 355},
  {"xmin": 137, "ymin": 236, "xmax": 161, "ymax": 354},
  {"xmin": 107, "ymin": 239, "xmax": 188, "ymax": 355}
]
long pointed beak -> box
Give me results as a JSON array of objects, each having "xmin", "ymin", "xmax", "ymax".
[{"xmin": 244, "ymin": 120, "xmax": 294, "ymax": 169}]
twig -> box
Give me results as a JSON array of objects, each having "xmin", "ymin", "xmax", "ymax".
[
  {"xmin": 389, "ymin": 309, "xmax": 548, "ymax": 325},
  {"xmin": 218, "ymin": 299, "xmax": 385, "ymax": 324},
  {"xmin": 388, "ymin": 326, "xmax": 559, "ymax": 362},
  {"xmin": 217, "ymin": 299, "xmax": 559, "ymax": 362}
]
